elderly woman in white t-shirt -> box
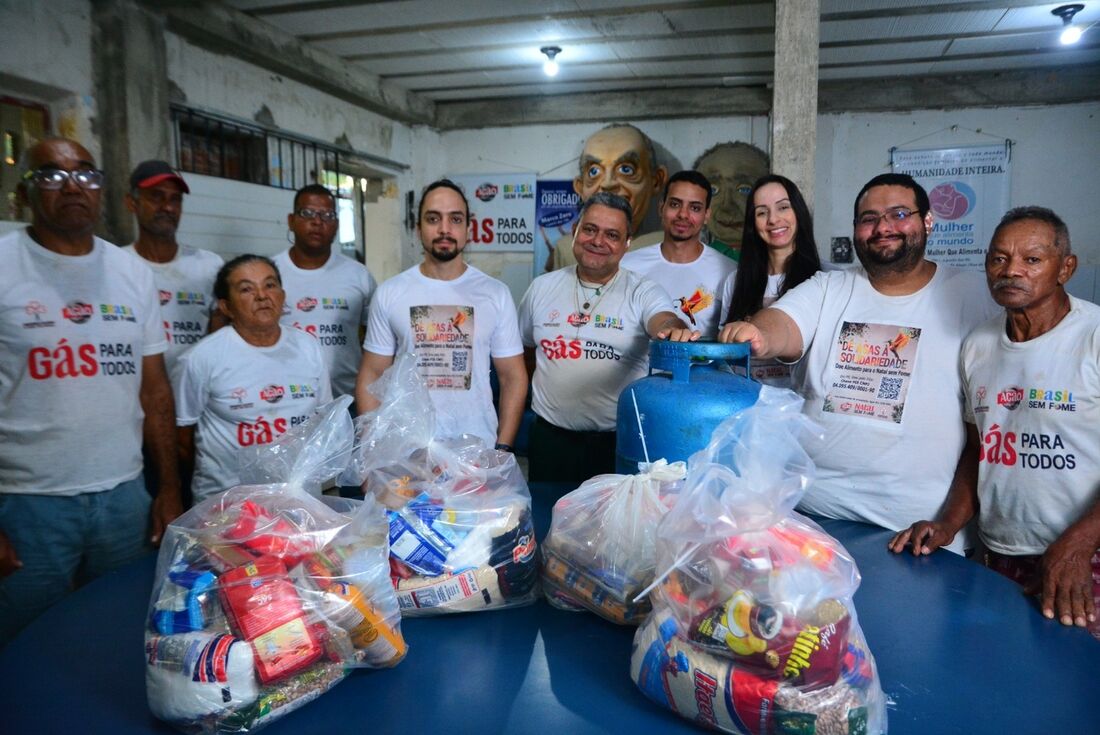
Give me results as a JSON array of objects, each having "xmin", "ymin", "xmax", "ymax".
[{"xmin": 174, "ymin": 254, "xmax": 332, "ymax": 504}]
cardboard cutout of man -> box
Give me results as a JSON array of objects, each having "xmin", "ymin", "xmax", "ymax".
[
  {"xmin": 694, "ymin": 142, "xmax": 770, "ymax": 261},
  {"xmin": 551, "ymin": 124, "xmax": 668, "ymax": 269}
]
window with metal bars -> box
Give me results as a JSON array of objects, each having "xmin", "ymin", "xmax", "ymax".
[{"xmin": 170, "ymin": 104, "xmax": 343, "ymax": 192}]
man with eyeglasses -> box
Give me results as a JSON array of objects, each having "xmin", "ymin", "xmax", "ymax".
[
  {"xmin": 121, "ymin": 160, "xmax": 226, "ymax": 385},
  {"xmin": 0, "ymin": 137, "xmax": 181, "ymax": 645},
  {"xmin": 274, "ymin": 184, "xmax": 376, "ymax": 399},
  {"xmin": 356, "ymin": 179, "xmax": 527, "ymax": 452},
  {"xmin": 720, "ymin": 173, "xmax": 998, "ymax": 549}
]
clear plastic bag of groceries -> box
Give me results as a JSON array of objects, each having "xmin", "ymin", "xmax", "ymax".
[
  {"xmin": 347, "ymin": 353, "xmax": 538, "ymax": 616},
  {"xmin": 630, "ymin": 387, "xmax": 887, "ymax": 735},
  {"xmin": 541, "ymin": 459, "xmax": 686, "ymax": 625},
  {"xmin": 145, "ymin": 396, "xmax": 407, "ymax": 734}
]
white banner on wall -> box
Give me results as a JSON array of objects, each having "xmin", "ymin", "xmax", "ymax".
[
  {"xmin": 891, "ymin": 143, "xmax": 1011, "ymax": 270},
  {"xmin": 448, "ymin": 174, "xmax": 536, "ymax": 253}
]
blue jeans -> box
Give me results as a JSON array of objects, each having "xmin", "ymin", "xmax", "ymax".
[{"xmin": 0, "ymin": 475, "xmax": 151, "ymax": 646}]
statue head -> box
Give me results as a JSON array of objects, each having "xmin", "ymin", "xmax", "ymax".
[
  {"xmin": 694, "ymin": 142, "xmax": 770, "ymax": 250},
  {"xmin": 574, "ymin": 124, "xmax": 668, "ymax": 235}
]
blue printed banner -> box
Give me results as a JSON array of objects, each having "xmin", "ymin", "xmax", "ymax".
[
  {"xmin": 891, "ymin": 144, "xmax": 1011, "ymax": 270},
  {"xmin": 534, "ymin": 180, "xmax": 581, "ymax": 278}
]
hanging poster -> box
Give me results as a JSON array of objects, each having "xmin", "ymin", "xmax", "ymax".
[
  {"xmin": 448, "ymin": 174, "xmax": 536, "ymax": 253},
  {"xmin": 534, "ymin": 180, "xmax": 581, "ymax": 277},
  {"xmin": 891, "ymin": 144, "xmax": 1011, "ymax": 270}
]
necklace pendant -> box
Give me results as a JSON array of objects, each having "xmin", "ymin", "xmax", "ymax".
[{"xmin": 582, "ymin": 301, "xmax": 591, "ymax": 310}]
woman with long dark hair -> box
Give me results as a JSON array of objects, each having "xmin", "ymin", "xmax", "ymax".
[{"xmin": 718, "ymin": 175, "xmax": 822, "ymax": 385}]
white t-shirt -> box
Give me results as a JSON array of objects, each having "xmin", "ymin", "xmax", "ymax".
[
  {"xmin": 120, "ymin": 244, "xmax": 222, "ymax": 385},
  {"xmin": 363, "ymin": 264, "xmax": 523, "ymax": 445},
  {"xmin": 620, "ymin": 243, "xmax": 736, "ymax": 339},
  {"xmin": 175, "ymin": 326, "xmax": 333, "ymax": 502},
  {"xmin": 0, "ymin": 229, "xmax": 166, "ymax": 496},
  {"xmin": 961, "ymin": 296, "xmax": 1100, "ymax": 555},
  {"xmin": 519, "ymin": 266, "xmax": 674, "ymax": 432},
  {"xmin": 719, "ymin": 271, "xmax": 794, "ymax": 387},
  {"xmin": 772, "ymin": 264, "xmax": 999, "ymax": 548},
  {"xmin": 274, "ymin": 249, "xmax": 376, "ymax": 397}
]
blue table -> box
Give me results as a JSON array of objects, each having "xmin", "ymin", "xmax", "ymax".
[{"xmin": 1, "ymin": 484, "xmax": 1097, "ymax": 734}]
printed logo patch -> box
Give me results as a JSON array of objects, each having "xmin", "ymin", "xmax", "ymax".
[
  {"xmin": 62, "ymin": 301, "xmax": 93, "ymax": 324},
  {"xmin": 260, "ymin": 384, "xmax": 285, "ymax": 403}
]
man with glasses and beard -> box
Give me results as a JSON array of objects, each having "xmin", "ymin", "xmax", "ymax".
[
  {"xmin": 355, "ymin": 179, "xmax": 527, "ymax": 452},
  {"xmin": 720, "ymin": 173, "xmax": 998, "ymax": 549},
  {"xmin": 0, "ymin": 138, "xmax": 181, "ymax": 644}
]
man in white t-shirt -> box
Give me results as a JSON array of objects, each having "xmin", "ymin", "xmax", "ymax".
[
  {"xmin": 519, "ymin": 192, "xmax": 699, "ymax": 483},
  {"xmin": 355, "ymin": 179, "xmax": 527, "ymax": 449},
  {"xmin": 275, "ymin": 184, "xmax": 376, "ymax": 398},
  {"xmin": 721, "ymin": 173, "xmax": 998, "ymax": 547},
  {"xmin": 621, "ymin": 170, "xmax": 736, "ymax": 340},
  {"xmin": 120, "ymin": 160, "xmax": 225, "ymax": 386},
  {"xmin": 0, "ymin": 138, "xmax": 181, "ymax": 644},
  {"xmin": 890, "ymin": 207, "xmax": 1100, "ymax": 638}
]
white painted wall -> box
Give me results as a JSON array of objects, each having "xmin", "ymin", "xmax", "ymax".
[
  {"xmin": 165, "ymin": 32, "xmax": 444, "ymax": 280},
  {"xmin": 814, "ymin": 103, "xmax": 1100, "ymax": 303},
  {"xmin": 439, "ymin": 104, "xmax": 1100, "ymax": 304},
  {"xmin": 0, "ymin": 0, "xmax": 98, "ymax": 153},
  {"xmin": 442, "ymin": 116, "xmax": 769, "ymax": 296},
  {"xmin": 175, "ymin": 173, "xmax": 292, "ymax": 258}
]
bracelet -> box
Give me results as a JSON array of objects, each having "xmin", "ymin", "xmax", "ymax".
[{"xmin": 494, "ymin": 443, "xmax": 514, "ymax": 453}]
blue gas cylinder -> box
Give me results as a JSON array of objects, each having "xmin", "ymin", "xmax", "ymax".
[{"xmin": 615, "ymin": 341, "xmax": 760, "ymax": 473}]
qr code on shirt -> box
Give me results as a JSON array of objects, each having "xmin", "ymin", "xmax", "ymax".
[
  {"xmin": 451, "ymin": 349, "xmax": 468, "ymax": 373},
  {"xmin": 878, "ymin": 377, "xmax": 903, "ymax": 400}
]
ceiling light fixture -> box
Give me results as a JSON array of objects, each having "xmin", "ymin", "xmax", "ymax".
[
  {"xmin": 541, "ymin": 46, "xmax": 562, "ymax": 77},
  {"xmin": 1052, "ymin": 4, "xmax": 1085, "ymax": 45}
]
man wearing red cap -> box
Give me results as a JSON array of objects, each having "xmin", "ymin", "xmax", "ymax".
[{"xmin": 122, "ymin": 160, "xmax": 225, "ymax": 385}]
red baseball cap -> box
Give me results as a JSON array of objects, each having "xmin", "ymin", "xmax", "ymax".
[{"xmin": 129, "ymin": 160, "xmax": 190, "ymax": 193}]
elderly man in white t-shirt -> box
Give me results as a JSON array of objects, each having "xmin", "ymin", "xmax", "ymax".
[
  {"xmin": 891, "ymin": 206, "xmax": 1100, "ymax": 638},
  {"xmin": 621, "ymin": 170, "xmax": 736, "ymax": 340},
  {"xmin": 0, "ymin": 138, "xmax": 181, "ymax": 645},
  {"xmin": 720, "ymin": 173, "xmax": 998, "ymax": 547},
  {"xmin": 519, "ymin": 191, "xmax": 698, "ymax": 484}
]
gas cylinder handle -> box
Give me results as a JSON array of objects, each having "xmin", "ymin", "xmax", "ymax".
[{"xmin": 648, "ymin": 341, "xmax": 751, "ymax": 383}]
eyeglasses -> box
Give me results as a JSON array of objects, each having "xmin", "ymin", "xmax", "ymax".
[
  {"xmin": 855, "ymin": 208, "xmax": 917, "ymax": 227},
  {"xmin": 22, "ymin": 167, "xmax": 104, "ymax": 190},
  {"xmin": 295, "ymin": 208, "xmax": 337, "ymax": 222}
]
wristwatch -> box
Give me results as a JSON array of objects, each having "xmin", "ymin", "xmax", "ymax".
[{"xmin": 494, "ymin": 443, "xmax": 514, "ymax": 453}]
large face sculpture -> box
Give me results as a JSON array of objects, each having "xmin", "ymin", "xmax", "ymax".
[
  {"xmin": 694, "ymin": 142, "xmax": 769, "ymax": 249},
  {"xmin": 573, "ymin": 124, "xmax": 667, "ymax": 235}
]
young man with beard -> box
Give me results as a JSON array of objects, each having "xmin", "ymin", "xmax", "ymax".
[
  {"xmin": 891, "ymin": 207, "xmax": 1100, "ymax": 637},
  {"xmin": 720, "ymin": 173, "xmax": 998, "ymax": 548},
  {"xmin": 621, "ymin": 170, "xmax": 736, "ymax": 339},
  {"xmin": 355, "ymin": 179, "xmax": 527, "ymax": 450}
]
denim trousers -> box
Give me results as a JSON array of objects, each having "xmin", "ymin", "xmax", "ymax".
[{"xmin": 0, "ymin": 474, "xmax": 151, "ymax": 646}]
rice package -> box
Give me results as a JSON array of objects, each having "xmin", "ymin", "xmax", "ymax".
[
  {"xmin": 630, "ymin": 387, "xmax": 887, "ymax": 735},
  {"xmin": 146, "ymin": 397, "xmax": 406, "ymax": 733},
  {"xmin": 348, "ymin": 353, "xmax": 538, "ymax": 616},
  {"xmin": 541, "ymin": 459, "xmax": 686, "ymax": 625}
]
